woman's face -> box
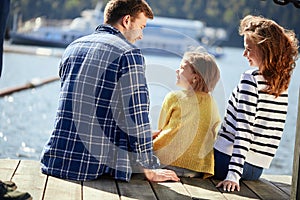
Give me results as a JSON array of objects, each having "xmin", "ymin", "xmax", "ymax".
[
  {"xmin": 176, "ymin": 60, "xmax": 196, "ymax": 90},
  {"xmin": 243, "ymin": 36, "xmax": 262, "ymax": 68}
]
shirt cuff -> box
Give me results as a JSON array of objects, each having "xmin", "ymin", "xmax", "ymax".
[{"xmin": 225, "ymin": 171, "xmax": 241, "ymax": 184}]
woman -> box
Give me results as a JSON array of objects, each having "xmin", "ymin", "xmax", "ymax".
[{"xmin": 214, "ymin": 15, "xmax": 299, "ymax": 192}]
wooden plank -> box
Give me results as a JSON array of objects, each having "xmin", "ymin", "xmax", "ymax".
[
  {"xmin": 150, "ymin": 180, "xmax": 192, "ymax": 200},
  {"xmin": 0, "ymin": 159, "xmax": 19, "ymax": 181},
  {"xmin": 0, "ymin": 159, "xmax": 294, "ymax": 200},
  {"xmin": 11, "ymin": 160, "xmax": 47, "ymax": 200},
  {"xmin": 181, "ymin": 177, "xmax": 226, "ymax": 200},
  {"xmin": 261, "ymin": 175, "xmax": 291, "ymax": 195},
  {"xmin": 211, "ymin": 179, "xmax": 259, "ymax": 200},
  {"xmin": 117, "ymin": 174, "xmax": 157, "ymax": 200},
  {"xmin": 261, "ymin": 175, "xmax": 291, "ymax": 185},
  {"xmin": 243, "ymin": 178, "xmax": 289, "ymax": 200},
  {"xmin": 43, "ymin": 176, "xmax": 81, "ymax": 200},
  {"xmin": 83, "ymin": 177, "xmax": 119, "ymax": 200},
  {"xmin": 291, "ymin": 88, "xmax": 300, "ymax": 200}
]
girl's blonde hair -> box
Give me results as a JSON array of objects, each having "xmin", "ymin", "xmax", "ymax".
[
  {"xmin": 239, "ymin": 15, "xmax": 299, "ymax": 97},
  {"xmin": 183, "ymin": 50, "xmax": 220, "ymax": 93}
]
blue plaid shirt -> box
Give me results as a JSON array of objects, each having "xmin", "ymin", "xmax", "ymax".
[{"xmin": 41, "ymin": 25, "xmax": 160, "ymax": 181}]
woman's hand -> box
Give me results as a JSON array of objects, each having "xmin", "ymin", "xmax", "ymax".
[
  {"xmin": 216, "ymin": 180, "xmax": 240, "ymax": 192},
  {"xmin": 152, "ymin": 129, "xmax": 162, "ymax": 139}
]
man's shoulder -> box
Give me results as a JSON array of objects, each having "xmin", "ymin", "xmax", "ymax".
[
  {"xmin": 77, "ymin": 33, "xmax": 135, "ymax": 51},
  {"xmin": 69, "ymin": 25, "xmax": 139, "ymax": 55},
  {"xmin": 63, "ymin": 35, "xmax": 142, "ymax": 64}
]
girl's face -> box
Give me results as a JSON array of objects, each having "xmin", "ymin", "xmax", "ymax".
[
  {"xmin": 176, "ymin": 60, "xmax": 196, "ymax": 90},
  {"xmin": 243, "ymin": 36, "xmax": 262, "ymax": 68}
]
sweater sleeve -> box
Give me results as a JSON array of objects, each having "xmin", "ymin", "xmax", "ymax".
[
  {"xmin": 225, "ymin": 73, "xmax": 258, "ymax": 183},
  {"xmin": 153, "ymin": 92, "xmax": 180, "ymax": 150}
]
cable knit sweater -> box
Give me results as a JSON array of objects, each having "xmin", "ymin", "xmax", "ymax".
[{"xmin": 153, "ymin": 90, "xmax": 220, "ymax": 178}]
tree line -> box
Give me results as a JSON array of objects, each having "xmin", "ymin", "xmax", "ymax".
[{"xmin": 8, "ymin": 0, "xmax": 300, "ymax": 47}]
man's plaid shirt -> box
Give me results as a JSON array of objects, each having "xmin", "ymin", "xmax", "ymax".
[{"xmin": 41, "ymin": 25, "xmax": 159, "ymax": 181}]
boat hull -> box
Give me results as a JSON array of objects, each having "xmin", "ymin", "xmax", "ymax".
[{"xmin": 10, "ymin": 32, "xmax": 69, "ymax": 48}]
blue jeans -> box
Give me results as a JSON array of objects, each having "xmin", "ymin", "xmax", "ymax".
[{"xmin": 214, "ymin": 148, "xmax": 263, "ymax": 180}]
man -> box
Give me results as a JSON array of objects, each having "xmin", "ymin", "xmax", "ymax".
[{"xmin": 41, "ymin": 0, "xmax": 179, "ymax": 182}]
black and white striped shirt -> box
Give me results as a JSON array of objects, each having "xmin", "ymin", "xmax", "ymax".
[{"xmin": 214, "ymin": 69, "xmax": 288, "ymax": 183}]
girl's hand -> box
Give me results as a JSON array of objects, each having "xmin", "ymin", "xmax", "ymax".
[
  {"xmin": 216, "ymin": 180, "xmax": 240, "ymax": 192},
  {"xmin": 152, "ymin": 129, "xmax": 162, "ymax": 139}
]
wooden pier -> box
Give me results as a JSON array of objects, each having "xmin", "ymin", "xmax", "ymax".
[
  {"xmin": 2, "ymin": 44, "xmax": 299, "ymax": 200},
  {"xmin": 0, "ymin": 159, "xmax": 291, "ymax": 200}
]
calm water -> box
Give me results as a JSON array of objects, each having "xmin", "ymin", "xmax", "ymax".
[{"xmin": 1, "ymin": 46, "xmax": 300, "ymax": 176}]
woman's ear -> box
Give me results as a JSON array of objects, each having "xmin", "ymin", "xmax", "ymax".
[{"xmin": 122, "ymin": 15, "xmax": 131, "ymax": 29}]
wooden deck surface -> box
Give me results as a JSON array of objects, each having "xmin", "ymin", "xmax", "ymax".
[{"xmin": 0, "ymin": 159, "xmax": 291, "ymax": 200}]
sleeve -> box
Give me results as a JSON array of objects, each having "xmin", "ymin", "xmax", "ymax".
[
  {"xmin": 211, "ymin": 97, "xmax": 221, "ymax": 139},
  {"xmin": 118, "ymin": 49, "xmax": 160, "ymax": 169},
  {"xmin": 225, "ymin": 73, "xmax": 258, "ymax": 183},
  {"xmin": 153, "ymin": 92, "xmax": 180, "ymax": 150}
]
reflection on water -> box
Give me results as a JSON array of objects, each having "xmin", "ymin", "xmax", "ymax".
[{"xmin": 0, "ymin": 47, "xmax": 299, "ymax": 176}]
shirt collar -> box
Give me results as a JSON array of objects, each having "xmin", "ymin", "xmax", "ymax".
[{"xmin": 95, "ymin": 24, "xmax": 125, "ymax": 39}]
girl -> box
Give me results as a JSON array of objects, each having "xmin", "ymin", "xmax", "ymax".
[
  {"xmin": 214, "ymin": 15, "xmax": 299, "ymax": 192},
  {"xmin": 153, "ymin": 50, "xmax": 221, "ymax": 179}
]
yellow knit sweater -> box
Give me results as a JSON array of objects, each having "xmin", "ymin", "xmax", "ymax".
[{"xmin": 153, "ymin": 90, "xmax": 220, "ymax": 178}]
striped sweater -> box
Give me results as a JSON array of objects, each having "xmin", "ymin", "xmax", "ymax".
[{"xmin": 214, "ymin": 69, "xmax": 288, "ymax": 183}]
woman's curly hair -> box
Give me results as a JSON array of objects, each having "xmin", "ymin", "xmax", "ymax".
[{"xmin": 239, "ymin": 15, "xmax": 299, "ymax": 97}]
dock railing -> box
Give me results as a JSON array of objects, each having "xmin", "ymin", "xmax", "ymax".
[{"xmin": 291, "ymin": 88, "xmax": 300, "ymax": 200}]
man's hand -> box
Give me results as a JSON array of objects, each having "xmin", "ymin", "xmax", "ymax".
[
  {"xmin": 216, "ymin": 180, "xmax": 240, "ymax": 192},
  {"xmin": 144, "ymin": 169, "xmax": 180, "ymax": 182}
]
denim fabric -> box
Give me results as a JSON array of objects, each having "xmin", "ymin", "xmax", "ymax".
[{"xmin": 214, "ymin": 149, "xmax": 263, "ymax": 181}]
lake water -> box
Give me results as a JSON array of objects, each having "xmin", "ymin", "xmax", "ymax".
[{"xmin": 1, "ymin": 46, "xmax": 299, "ymax": 176}]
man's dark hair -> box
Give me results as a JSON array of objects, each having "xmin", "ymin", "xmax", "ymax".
[{"xmin": 104, "ymin": 0, "xmax": 154, "ymax": 24}]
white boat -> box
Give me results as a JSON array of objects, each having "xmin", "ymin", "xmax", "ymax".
[{"xmin": 9, "ymin": 1, "xmax": 226, "ymax": 57}]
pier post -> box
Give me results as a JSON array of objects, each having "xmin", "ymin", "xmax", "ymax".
[
  {"xmin": 291, "ymin": 88, "xmax": 300, "ymax": 200},
  {"xmin": 0, "ymin": 76, "xmax": 59, "ymax": 97}
]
